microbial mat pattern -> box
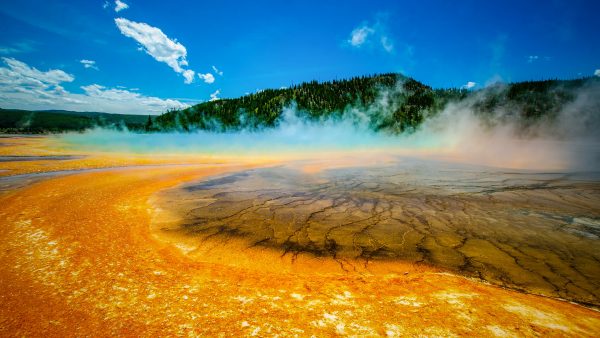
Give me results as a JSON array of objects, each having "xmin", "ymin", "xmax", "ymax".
[{"xmin": 155, "ymin": 161, "xmax": 600, "ymax": 306}]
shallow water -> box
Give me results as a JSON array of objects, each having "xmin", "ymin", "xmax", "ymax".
[
  {"xmin": 0, "ymin": 163, "xmax": 227, "ymax": 194},
  {"xmin": 154, "ymin": 157, "xmax": 600, "ymax": 306},
  {"xmin": 0, "ymin": 155, "xmax": 85, "ymax": 162}
]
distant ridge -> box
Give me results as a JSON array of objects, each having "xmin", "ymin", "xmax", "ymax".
[
  {"xmin": 154, "ymin": 74, "xmax": 599, "ymax": 133},
  {"xmin": 0, "ymin": 108, "xmax": 148, "ymax": 133}
]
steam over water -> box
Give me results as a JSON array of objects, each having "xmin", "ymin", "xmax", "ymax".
[{"xmin": 60, "ymin": 79, "xmax": 600, "ymax": 171}]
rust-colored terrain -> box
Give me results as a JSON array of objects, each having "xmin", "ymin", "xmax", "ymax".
[{"xmin": 0, "ymin": 135, "xmax": 599, "ymax": 337}]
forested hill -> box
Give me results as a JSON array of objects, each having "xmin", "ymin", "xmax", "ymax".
[
  {"xmin": 154, "ymin": 73, "xmax": 456, "ymax": 132},
  {"xmin": 152, "ymin": 74, "xmax": 599, "ymax": 133},
  {"xmin": 2, "ymin": 74, "xmax": 597, "ymax": 134},
  {"xmin": 0, "ymin": 108, "xmax": 148, "ymax": 133}
]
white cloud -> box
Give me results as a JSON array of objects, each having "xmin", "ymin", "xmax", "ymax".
[
  {"xmin": 0, "ymin": 57, "xmax": 187, "ymax": 114},
  {"xmin": 80, "ymin": 59, "xmax": 98, "ymax": 70},
  {"xmin": 198, "ymin": 72, "xmax": 215, "ymax": 84},
  {"xmin": 527, "ymin": 55, "xmax": 539, "ymax": 63},
  {"xmin": 348, "ymin": 25, "xmax": 374, "ymax": 47},
  {"xmin": 209, "ymin": 89, "xmax": 220, "ymax": 101},
  {"xmin": 462, "ymin": 81, "xmax": 476, "ymax": 89},
  {"xmin": 0, "ymin": 57, "xmax": 73, "ymax": 87},
  {"xmin": 182, "ymin": 69, "xmax": 195, "ymax": 84},
  {"xmin": 595, "ymin": 69, "xmax": 600, "ymax": 77},
  {"xmin": 212, "ymin": 65, "xmax": 223, "ymax": 76},
  {"xmin": 115, "ymin": 0, "xmax": 129, "ymax": 12},
  {"xmin": 115, "ymin": 18, "xmax": 195, "ymax": 83},
  {"xmin": 347, "ymin": 21, "xmax": 394, "ymax": 53},
  {"xmin": 103, "ymin": 1, "xmax": 110, "ymax": 9}
]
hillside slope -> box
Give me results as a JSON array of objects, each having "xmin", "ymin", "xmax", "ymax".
[
  {"xmin": 154, "ymin": 74, "xmax": 599, "ymax": 133},
  {"xmin": 0, "ymin": 108, "xmax": 149, "ymax": 133}
]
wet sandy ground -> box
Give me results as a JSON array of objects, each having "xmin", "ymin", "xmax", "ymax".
[
  {"xmin": 1, "ymin": 135, "xmax": 600, "ymax": 336},
  {"xmin": 153, "ymin": 160, "xmax": 600, "ymax": 307}
]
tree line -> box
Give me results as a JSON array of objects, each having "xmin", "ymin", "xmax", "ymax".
[{"xmin": 150, "ymin": 74, "xmax": 597, "ymax": 134}]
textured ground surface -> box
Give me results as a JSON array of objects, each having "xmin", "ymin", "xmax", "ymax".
[
  {"xmin": 1, "ymin": 135, "xmax": 600, "ymax": 337},
  {"xmin": 154, "ymin": 161, "xmax": 600, "ymax": 307}
]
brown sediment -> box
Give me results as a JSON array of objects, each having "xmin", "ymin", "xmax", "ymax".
[
  {"xmin": 151, "ymin": 163, "xmax": 600, "ymax": 308},
  {"xmin": 0, "ymin": 162, "xmax": 599, "ymax": 337}
]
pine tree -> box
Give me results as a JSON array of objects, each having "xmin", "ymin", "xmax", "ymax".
[{"xmin": 145, "ymin": 115, "xmax": 153, "ymax": 132}]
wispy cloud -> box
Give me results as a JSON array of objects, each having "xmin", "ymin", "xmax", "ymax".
[
  {"xmin": 527, "ymin": 55, "xmax": 552, "ymax": 64},
  {"xmin": 212, "ymin": 65, "xmax": 223, "ymax": 76},
  {"xmin": 209, "ymin": 89, "xmax": 220, "ymax": 101},
  {"xmin": 462, "ymin": 81, "xmax": 476, "ymax": 89},
  {"xmin": 115, "ymin": 17, "xmax": 195, "ymax": 84},
  {"xmin": 80, "ymin": 59, "xmax": 98, "ymax": 70},
  {"xmin": 347, "ymin": 17, "xmax": 394, "ymax": 53},
  {"xmin": 0, "ymin": 57, "xmax": 186, "ymax": 114},
  {"xmin": 348, "ymin": 25, "xmax": 375, "ymax": 47},
  {"xmin": 380, "ymin": 36, "xmax": 394, "ymax": 53},
  {"xmin": 114, "ymin": 0, "xmax": 129, "ymax": 12},
  {"xmin": 488, "ymin": 34, "xmax": 508, "ymax": 80},
  {"xmin": 0, "ymin": 40, "xmax": 37, "ymax": 55},
  {"xmin": 0, "ymin": 47, "xmax": 19, "ymax": 55}
]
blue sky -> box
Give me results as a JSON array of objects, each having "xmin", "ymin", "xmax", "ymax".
[{"xmin": 0, "ymin": 0, "xmax": 599, "ymax": 114}]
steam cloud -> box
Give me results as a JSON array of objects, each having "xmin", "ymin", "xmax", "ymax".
[{"xmin": 59, "ymin": 79, "xmax": 600, "ymax": 172}]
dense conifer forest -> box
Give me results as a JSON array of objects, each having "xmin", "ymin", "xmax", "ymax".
[{"xmin": 152, "ymin": 74, "xmax": 598, "ymax": 133}]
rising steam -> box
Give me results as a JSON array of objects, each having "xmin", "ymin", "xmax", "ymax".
[{"xmin": 58, "ymin": 79, "xmax": 600, "ymax": 172}]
